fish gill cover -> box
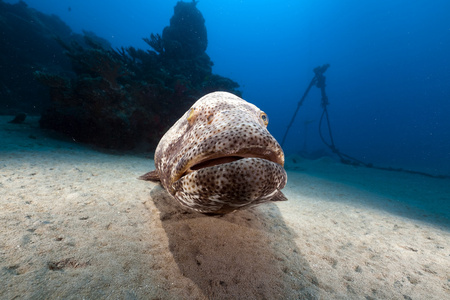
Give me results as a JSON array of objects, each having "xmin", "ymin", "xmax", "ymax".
[{"xmin": 11, "ymin": 0, "xmax": 241, "ymax": 150}]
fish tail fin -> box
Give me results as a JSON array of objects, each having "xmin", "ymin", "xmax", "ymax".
[
  {"xmin": 271, "ymin": 190, "xmax": 288, "ymax": 202},
  {"xmin": 138, "ymin": 170, "xmax": 160, "ymax": 182}
]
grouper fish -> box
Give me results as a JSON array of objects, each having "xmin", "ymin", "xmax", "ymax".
[{"xmin": 140, "ymin": 91, "xmax": 288, "ymax": 214}]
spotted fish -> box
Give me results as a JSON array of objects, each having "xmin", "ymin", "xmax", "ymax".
[{"xmin": 140, "ymin": 91, "xmax": 287, "ymax": 214}]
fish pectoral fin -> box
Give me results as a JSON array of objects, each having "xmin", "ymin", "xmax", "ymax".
[
  {"xmin": 271, "ymin": 190, "xmax": 288, "ymax": 202},
  {"xmin": 138, "ymin": 170, "xmax": 160, "ymax": 182}
]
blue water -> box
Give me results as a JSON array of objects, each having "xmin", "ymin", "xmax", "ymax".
[{"xmin": 6, "ymin": 0, "xmax": 450, "ymax": 176}]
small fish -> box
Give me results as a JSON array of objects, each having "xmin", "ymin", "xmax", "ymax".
[{"xmin": 140, "ymin": 91, "xmax": 287, "ymax": 214}]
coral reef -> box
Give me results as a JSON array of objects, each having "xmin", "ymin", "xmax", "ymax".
[
  {"xmin": 162, "ymin": 0, "xmax": 208, "ymax": 59},
  {"xmin": 0, "ymin": 0, "xmax": 112, "ymax": 115},
  {"xmin": 0, "ymin": 0, "xmax": 72, "ymax": 114},
  {"xmin": 33, "ymin": 0, "xmax": 240, "ymax": 149}
]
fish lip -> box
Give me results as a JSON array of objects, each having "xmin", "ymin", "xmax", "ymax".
[{"xmin": 179, "ymin": 148, "xmax": 284, "ymax": 179}]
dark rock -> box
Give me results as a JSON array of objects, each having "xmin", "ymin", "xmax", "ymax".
[{"xmin": 8, "ymin": 113, "xmax": 27, "ymax": 124}]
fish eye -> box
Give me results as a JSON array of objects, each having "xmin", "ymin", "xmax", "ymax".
[
  {"xmin": 260, "ymin": 112, "xmax": 269, "ymax": 126},
  {"xmin": 206, "ymin": 113, "xmax": 214, "ymax": 124}
]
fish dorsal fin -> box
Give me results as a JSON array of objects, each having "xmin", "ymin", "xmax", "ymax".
[
  {"xmin": 138, "ymin": 170, "xmax": 160, "ymax": 182},
  {"xmin": 271, "ymin": 190, "xmax": 288, "ymax": 202}
]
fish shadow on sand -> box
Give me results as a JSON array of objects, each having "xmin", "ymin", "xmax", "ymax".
[{"xmin": 149, "ymin": 186, "xmax": 320, "ymax": 299}]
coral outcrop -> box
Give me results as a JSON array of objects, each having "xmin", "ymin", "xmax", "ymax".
[
  {"xmin": 0, "ymin": 0, "xmax": 113, "ymax": 115},
  {"xmin": 33, "ymin": 0, "xmax": 240, "ymax": 149},
  {"xmin": 0, "ymin": 0, "xmax": 71, "ymax": 114}
]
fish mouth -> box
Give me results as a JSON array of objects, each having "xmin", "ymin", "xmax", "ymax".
[
  {"xmin": 190, "ymin": 156, "xmax": 246, "ymax": 171},
  {"xmin": 179, "ymin": 149, "xmax": 284, "ymax": 179}
]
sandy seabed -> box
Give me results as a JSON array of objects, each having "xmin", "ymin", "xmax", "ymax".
[{"xmin": 0, "ymin": 116, "xmax": 449, "ymax": 300}]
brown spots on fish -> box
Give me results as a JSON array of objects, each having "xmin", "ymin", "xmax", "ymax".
[{"xmin": 140, "ymin": 91, "xmax": 287, "ymax": 214}]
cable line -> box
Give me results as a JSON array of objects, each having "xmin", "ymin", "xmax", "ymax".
[{"xmin": 282, "ymin": 64, "xmax": 448, "ymax": 179}]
